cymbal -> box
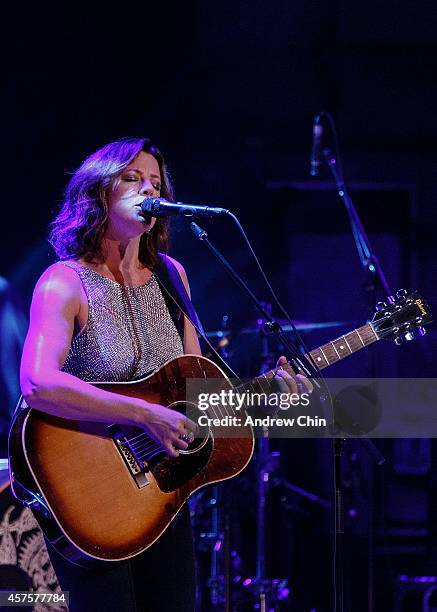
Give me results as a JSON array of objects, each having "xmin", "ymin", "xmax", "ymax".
[
  {"xmin": 241, "ymin": 320, "xmax": 351, "ymax": 333},
  {"xmin": 205, "ymin": 320, "xmax": 351, "ymax": 338},
  {"xmin": 204, "ymin": 329, "xmax": 233, "ymax": 338}
]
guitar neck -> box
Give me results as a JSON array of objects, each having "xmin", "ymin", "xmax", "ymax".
[{"xmin": 242, "ymin": 323, "xmax": 380, "ymax": 394}]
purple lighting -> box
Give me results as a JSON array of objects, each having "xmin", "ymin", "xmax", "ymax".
[
  {"xmin": 277, "ymin": 587, "xmax": 290, "ymax": 600},
  {"xmin": 399, "ymin": 575, "xmax": 437, "ymax": 583}
]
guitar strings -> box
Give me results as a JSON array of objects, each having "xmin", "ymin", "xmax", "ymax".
[
  {"xmin": 129, "ymin": 358, "xmax": 351, "ymax": 461},
  {"xmin": 123, "ymin": 326, "xmax": 382, "ymax": 460},
  {"xmin": 128, "ymin": 391, "xmax": 239, "ymax": 455},
  {"xmin": 128, "ymin": 365, "xmax": 273, "ymax": 443},
  {"xmin": 123, "ymin": 314, "xmax": 401, "ymax": 461},
  {"xmin": 125, "ymin": 375, "xmax": 266, "ymax": 460},
  {"xmin": 127, "ymin": 430, "xmax": 150, "ymax": 444},
  {"xmin": 133, "ymin": 388, "xmax": 252, "ymax": 461}
]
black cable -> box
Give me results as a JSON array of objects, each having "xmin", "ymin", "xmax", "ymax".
[
  {"xmin": 226, "ymin": 212, "xmax": 326, "ymax": 382},
  {"xmin": 156, "ymin": 271, "xmax": 242, "ymax": 382}
]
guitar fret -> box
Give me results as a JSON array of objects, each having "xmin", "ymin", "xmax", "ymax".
[
  {"xmin": 355, "ymin": 329, "xmax": 365, "ymax": 347},
  {"xmin": 252, "ymin": 378, "xmax": 264, "ymax": 394},
  {"xmin": 369, "ymin": 326, "xmax": 378, "ymax": 341},
  {"xmin": 309, "ymin": 347, "xmax": 329, "ymax": 368},
  {"xmin": 345, "ymin": 331, "xmax": 360, "ymax": 352},
  {"xmin": 359, "ymin": 324, "xmax": 378, "ymax": 345},
  {"xmin": 332, "ymin": 338, "xmax": 351, "ymax": 360},
  {"xmin": 319, "ymin": 346, "xmax": 330, "ymax": 365},
  {"xmin": 261, "ymin": 373, "xmax": 270, "ymax": 391},
  {"xmin": 334, "ymin": 337, "xmax": 352, "ymax": 356},
  {"xmin": 331, "ymin": 342, "xmax": 341, "ymax": 359},
  {"xmin": 321, "ymin": 343, "xmax": 339, "ymax": 364},
  {"xmin": 237, "ymin": 369, "xmax": 277, "ymax": 397},
  {"xmin": 248, "ymin": 380, "xmax": 257, "ymax": 396},
  {"xmin": 254, "ymin": 375, "xmax": 270, "ymax": 394},
  {"xmin": 343, "ymin": 335, "xmax": 352, "ymax": 352}
]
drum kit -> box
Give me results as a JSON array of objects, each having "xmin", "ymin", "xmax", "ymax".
[{"xmin": 191, "ymin": 315, "xmax": 345, "ymax": 611}]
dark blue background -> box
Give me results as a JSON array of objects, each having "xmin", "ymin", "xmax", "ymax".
[{"xmin": 1, "ymin": 2, "xmax": 436, "ymax": 610}]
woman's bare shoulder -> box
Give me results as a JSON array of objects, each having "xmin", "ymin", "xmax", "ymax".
[{"xmin": 32, "ymin": 261, "xmax": 83, "ymax": 302}]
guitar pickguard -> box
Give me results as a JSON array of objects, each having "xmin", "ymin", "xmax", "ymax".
[{"xmin": 149, "ymin": 436, "xmax": 213, "ymax": 493}]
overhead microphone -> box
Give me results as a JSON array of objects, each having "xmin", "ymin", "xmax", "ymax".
[
  {"xmin": 309, "ymin": 115, "xmax": 324, "ymax": 177},
  {"xmin": 140, "ymin": 197, "xmax": 230, "ymax": 219}
]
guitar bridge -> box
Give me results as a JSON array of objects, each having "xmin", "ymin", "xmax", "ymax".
[{"xmin": 109, "ymin": 425, "xmax": 150, "ymax": 489}]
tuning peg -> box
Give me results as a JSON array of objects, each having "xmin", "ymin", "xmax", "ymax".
[
  {"xmin": 394, "ymin": 336, "xmax": 403, "ymax": 346},
  {"xmin": 404, "ymin": 331, "xmax": 414, "ymax": 341},
  {"xmin": 387, "ymin": 295, "xmax": 395, "ymax": 305},
  {"xmin": 418, "ymin": 327, "xmax": 427, "ymax": 337},
  {"xmin": 376, "ymin": 301, "xmax": 387, "ymax": 311},
  {"xmin": 396, "ymin": 289, "xmax": 408, "ymax": 300}
]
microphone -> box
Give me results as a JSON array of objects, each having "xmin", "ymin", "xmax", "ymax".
[
  {"xmin": 310, "ymin": 115, "xmax": 323, "ymax": 177},
  {"xmin": 141, "ymin": 197, "xmax": 230, "ymax": 219}
]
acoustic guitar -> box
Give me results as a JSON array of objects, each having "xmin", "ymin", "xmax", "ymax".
[{"xmin": 8, "ymin": 290, "xmax": 432, "ymax": 565}]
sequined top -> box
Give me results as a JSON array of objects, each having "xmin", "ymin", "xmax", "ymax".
[{"xmin": 60, "ymin": 261, "xmax": 184, "ymax": 382}]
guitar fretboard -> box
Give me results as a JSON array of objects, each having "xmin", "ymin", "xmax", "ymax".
[{"xmin": 307, "ymin": 323, "xmax": 378, "ymax": 370}]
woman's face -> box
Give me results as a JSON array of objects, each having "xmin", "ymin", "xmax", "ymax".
[{"xmin": 106, "ymin": 151, "xmax": 161, "ymax": 240}]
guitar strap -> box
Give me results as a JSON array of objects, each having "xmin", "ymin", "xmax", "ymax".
[
  {"xmin": 155, "ymin": 254, "xmax": 240, "ymax": 380},
  {"xmin": 154, "ymin": 253, "xmax": 205, "ymax": 342}
]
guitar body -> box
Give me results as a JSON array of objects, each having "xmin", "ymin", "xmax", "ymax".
[{"xmin": 8, "ymin": 355, "xmax": 254, "ymax": 564}]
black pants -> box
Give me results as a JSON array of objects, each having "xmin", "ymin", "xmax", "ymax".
[{"xmin": 46, "ymin": 507, "xmax": 196, "ymax": 612}]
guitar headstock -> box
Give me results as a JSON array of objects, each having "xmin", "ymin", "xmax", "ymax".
[{"xmin": 371, "ymin": 289, "xmax": 433, "ymax": 344}]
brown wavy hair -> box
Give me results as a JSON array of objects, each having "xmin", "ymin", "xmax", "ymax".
[{"xmin": 49, "ymin": 137, "xmax": 174, "ymax": 269}]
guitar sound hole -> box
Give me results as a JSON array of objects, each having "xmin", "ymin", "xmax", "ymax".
[{"xmin": 168, "ymin": 401, "xmax": 209, "ymax": 454}]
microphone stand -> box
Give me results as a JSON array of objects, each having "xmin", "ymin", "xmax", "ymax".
[
  {"xmin": 322, "ymin": 148, "xmax": 392, "ymax": 299},
  {"xmin": 190, "ymin": 222, "xmax": 319, "ymax": 381},
  {"xmin": 319, "ymin": 146, "xmax": 388, "ymax": 612},
  {"xmin": 190, "ymin": 221, "xmax": 318, "ymax": 611}
]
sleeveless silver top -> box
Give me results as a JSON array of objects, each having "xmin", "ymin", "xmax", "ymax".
[{"xmin": 60, "ymin": 262, "xmax": 184, "ymax": 382}]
